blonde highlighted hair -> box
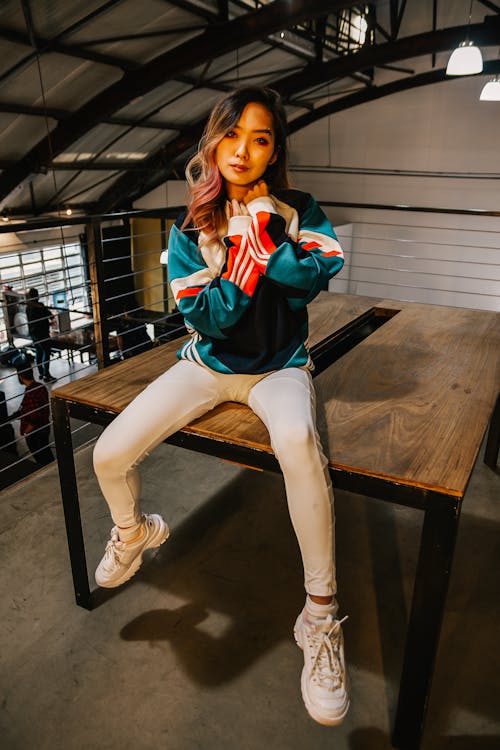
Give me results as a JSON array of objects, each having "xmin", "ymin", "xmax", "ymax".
[{"xmin": 184, "ymin": 87, "xmax": 289, "ymax": 243}]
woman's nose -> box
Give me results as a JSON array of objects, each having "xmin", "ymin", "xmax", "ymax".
[{"xmin": 235, "ymin": 139, "xmax": 249, "ymax": 159}]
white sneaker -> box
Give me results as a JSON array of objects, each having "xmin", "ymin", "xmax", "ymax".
[
  {"xmin": 95, "ymin": 513, "xmax": 169, "ymax": 588},
  {"xmin": 294, "ymin": 607, "xmax": 350, "ymax": 726}
]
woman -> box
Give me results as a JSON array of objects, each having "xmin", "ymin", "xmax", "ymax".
[{"xmin": 93, "ymin": 86, "xmax": 348, "ymax": 726}]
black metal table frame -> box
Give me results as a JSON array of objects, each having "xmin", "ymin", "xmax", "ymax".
[{"xmin": 52, "ymin": 321, "xmax": 499, "ymax": 750}]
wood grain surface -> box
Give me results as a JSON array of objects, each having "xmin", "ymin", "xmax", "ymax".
[
  {"xmin": 314, "ymin": 302, "xmax": 500, "ymax": 495},
  {"xmin": 52, "ymin": 294, "xmax": 500, "ymax": 496},
  {"xmin": 51, "ymin": 292, "xmax": 380, "ymax": 410}
]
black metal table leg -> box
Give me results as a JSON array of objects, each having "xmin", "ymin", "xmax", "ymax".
[
  {"xmin": 484, "ymin": 391, "xmax": 500, "ymax": 469},
  {"xmin": 52, "ymin": 398, "xmax": 92, "ymax": 610},
  {"xmin": 391, "ymin": 498, "xmax": 461, "ymax": 749}
]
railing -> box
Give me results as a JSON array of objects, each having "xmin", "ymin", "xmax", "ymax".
[
  {"xmin": 0, "ymin": 207, "xmax": 184, "ymax": 488},
  {"xmin": 320, "ymin": 202, "xmax": 500, "ymax": 313}
]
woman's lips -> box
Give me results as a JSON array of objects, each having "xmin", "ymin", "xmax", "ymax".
[{"xmin": 230, "ymin": 164, "xmax": 249, "ymax": 173}]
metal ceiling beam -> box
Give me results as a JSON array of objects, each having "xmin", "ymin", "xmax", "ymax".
[
  {"xmin": 396, "ymin": 0, "xmax": 408, "ymax": 37},
  {"xmin": 0, "ymin": 24, "xmax": 137, "ymax": 76},
  {"xmin": 53, "ymin": 0, "xmax": 127, "ymax": 38},
  {"xmin": 390, "ymin": 0, "xmax": 399, "ymax": 38},
  {"xmin": 0, "ymin": 1, "xmax": 130, "ymax": 86},
  {"xmin": 216, "ymin": 0, "xmax": 229, "ymax": 22},
  {"xmin": 374, "ymin": 22, "xmax": 392, "ymax": 42},
  {"xmin": 77, "ymin": 25, "xmax": 207, "ymax": 46},
  {"xmin": 0, "ymin": 160, "xmax": 153, "ymax": 171},
  {"xmin": 106, "ymin": 115, "xmax": 180, "ymax": 130},
  {"xmin": 275, "ymin": 16, "xmax": 500, "ymax": 98},
  {"xmin": 388, "ymin": 0, "xmax": 409, "ymax": 40},
  {"xmin": 0, "ymin": 101, "xmax": 182, "ymax": 131},
  {"xmin": 0, "ymin": 102, "xmax": 67, "ymax": 119},
  {"xmin": 432, "ymin": 0, "xmax": 437, "ymax": 68},
  {"xmin": 0, "ymin": 0, "xmax": 350, "ymax": 208},
  {"xmin": 477, "ymin": 0, "xmax": 500, "ymax": 12},
  {"xmin": 287, "ymin": 58, "xmax": 500, "ymax": 133},
  {"xmin": 95, "ymin": 16, "xmax": 500, "ymax": 210},
  {"xmin": 161, "ymin": 0, "xmax": 219, "ymax": 23}
]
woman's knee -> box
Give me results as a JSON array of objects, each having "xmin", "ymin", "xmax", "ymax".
[
  {"xmin": 271, "ymin": 418, "xmax": 318, "ymax": 465},
  {"xmin": 93, "ymin": 431, "xmax": 129, "ymax": 477}
]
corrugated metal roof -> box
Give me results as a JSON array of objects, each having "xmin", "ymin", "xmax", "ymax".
[{"xmin": 0, "ymin": 0, "xmax": 497, "ymax": 220}]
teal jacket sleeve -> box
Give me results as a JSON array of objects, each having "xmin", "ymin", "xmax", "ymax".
[
  {"xmin": 245, "ymin": 194, "xmax": 344, "ymax": 307},
  {"xmin": 168, "ymin": 221, "xmax": 260, "ymax": 339}
]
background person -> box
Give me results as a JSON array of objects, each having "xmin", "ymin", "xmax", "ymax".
[
  {"xmin": 26, "ymin": 288, "xmax": 56, "ymax": 383},
  {"xmin": 12, "ymin": 356, "xmax": 54, "ymax": 466}
]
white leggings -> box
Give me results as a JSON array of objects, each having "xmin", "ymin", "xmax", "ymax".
[{"xmin": 93, "ymin": 360, "xmax": 336, "ymax": 597}]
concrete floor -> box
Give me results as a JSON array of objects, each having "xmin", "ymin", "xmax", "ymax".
[{"xmin": 0, "ymin": 434, "xmax": 499, "ymax": 750}]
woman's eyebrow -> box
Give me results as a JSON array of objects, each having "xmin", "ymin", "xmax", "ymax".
[
  {"xmin": 232, "ymin": 125, "xmax": 273, "ymax": 135},
  {"xmin": 230, "ymin": 125, "xmax": 273, "ymax": 136}
]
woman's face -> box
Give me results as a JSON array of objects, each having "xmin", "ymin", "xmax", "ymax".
[{"xmin": 215, "ymin": 102, "xmax": 277, "ymax": 201}]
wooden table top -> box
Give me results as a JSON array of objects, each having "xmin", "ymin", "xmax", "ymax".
[{"xmin": 53, "ymin": 293, "xmax": 500, "ymax": 498}]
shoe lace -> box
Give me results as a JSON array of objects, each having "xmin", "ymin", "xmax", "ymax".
[
  {"xmin": 102, "ymin": 532, "xmax": 124, "ymax": 567},
  {"xmin": 308, "ymin": 615, "xmax": 348, "ymax": 690}
]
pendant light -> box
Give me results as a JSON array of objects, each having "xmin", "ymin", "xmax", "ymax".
[
  {"xmin": 446, "ymin": 1, "xmax": 483, "ymax": 76},
  {"xmin": 480, "ymin": 76, "xmax": 500, "ymax": 100}
]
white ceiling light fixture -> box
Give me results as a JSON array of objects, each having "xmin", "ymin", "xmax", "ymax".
[
  {"xmin": 480, "ymin": 76, "xmax": 500, "ymax": 100},
  {"xmin": 446, "ymin": 41, "xmax": 483, "ymax": 75},
  {"xmin": 446, "ymin": 1, "xmax": 483, "ymax": 76}
]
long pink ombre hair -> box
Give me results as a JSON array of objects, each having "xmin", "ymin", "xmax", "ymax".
[{"xmin": 184, "ymin": 87, "xmax": 290, "ymax": 243}]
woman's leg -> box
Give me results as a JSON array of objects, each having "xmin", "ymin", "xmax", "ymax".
[
  {"xmin": 26, "ymin": 427, "xmax": 54, "ymax": 466},
  {"xmin": 248, "ymin": 368, "xmax": 335, "ymax": 598},
  {"xmin": 93, "ymin": 360, "xmax": 223, "ymax": 530},
  {"xmin": 93, "ymin": 360, "xmax": 228, "ymax": 588},
  {"xmin": 248, "ymin": 368, "xmax": 349, "ymax": 727},
  {"xmin": 34, "ymin": 342, "xmax": 44, "ymax": 379},
  {"xmin": 42, "ymin": 341, "xmax": 53, "ymax": 379}
]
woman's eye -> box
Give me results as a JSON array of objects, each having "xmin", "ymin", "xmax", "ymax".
[
  {"xmin": 256, "ymin": 137, "xmax": 269, "ymax": 145},
  {"xmin": 226, "ymin": 130, "xmax": 236, "ymax": 138}
]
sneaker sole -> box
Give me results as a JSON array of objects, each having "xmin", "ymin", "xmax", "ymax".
[
  {"xmin": 294, "ymin": 617, "xmax": 350, "ymax": 727},
  {"xmin": 300, "ymin": 671, "xmax": 350, "ymax": 726},
  {"xmin": 96, "ymin": 523, "xmax": 170, "ymax": 588}
]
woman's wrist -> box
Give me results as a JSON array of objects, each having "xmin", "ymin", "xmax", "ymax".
[{"xmin": 245, "ymin": 195, "xmax": 276, "ymax": 218}]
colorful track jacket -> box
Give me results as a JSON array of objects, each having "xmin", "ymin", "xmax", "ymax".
[{"xmin": 168, "ymin": 189, "xmax": 344, "ymax": 375}]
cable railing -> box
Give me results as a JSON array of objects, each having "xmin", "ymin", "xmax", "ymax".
[
  {"xmin": 330, "ymin": 209, "xmax": 500, "ymax": 311},
  {"xmin": 0, "ymin": 207, "xmax": 184, "ymax": 488}
]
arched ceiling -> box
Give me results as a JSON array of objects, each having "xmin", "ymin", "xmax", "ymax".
[{"xmin": 0, "ymin": 0, "xmax": 498, "ymax": 219}]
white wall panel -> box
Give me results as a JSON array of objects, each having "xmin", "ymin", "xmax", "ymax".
[{"xmin": 290, "ymin": 75, "xmax": 500, "ymax": 313}]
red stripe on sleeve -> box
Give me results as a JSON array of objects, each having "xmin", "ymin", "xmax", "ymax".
[
  {"xmin": 177, "ymin": 286, "xmax": 205, "ymax": 299},
  {"xmin": 320, "ymin": 249, "xmax": 343, "ymax": 257},
  {"xmin": 301, "ymin": 240, "xmax": 322, "ymax": 251},
  {"xmin": 256, "ymin": 213, "xmax": 279, "ymax": 254}
]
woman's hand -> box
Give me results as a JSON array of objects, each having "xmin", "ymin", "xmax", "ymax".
[
  {"xmin": 242, "ymin": 180, "xmax": 269, "ymax": 205},
  {"xmin": 229, "ymin": 199, "xmax": 250, "ymax": 217}
]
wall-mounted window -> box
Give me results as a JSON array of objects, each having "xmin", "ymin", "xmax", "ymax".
[{"xmin": 0, "ymin": 242, "xmax": 89, "ymax": 345}]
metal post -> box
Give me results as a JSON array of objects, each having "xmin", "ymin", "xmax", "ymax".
[
  {"xmin": 85, "ymin": 220, "xmax": 110, "ymax": 368},
  {"xmin": 392, "ymin": 499, "xmax": 461, "ymax": 749},
  {"xmin": 52, "ymin": 397, "xmax": 92, "ymax": 609},
  {"xmin": 484, "ymin": 391, "xmax": 500, "ymax": 469}
]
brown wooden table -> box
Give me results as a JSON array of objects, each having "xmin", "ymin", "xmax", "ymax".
[{"xmin": 51, "ymin": 292, "xmax": 500, "ymax": 750}]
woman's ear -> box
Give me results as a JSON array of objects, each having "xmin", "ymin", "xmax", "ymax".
[{"xmin": 269, "ymin": 151, "xmax": 278, "ymax": 166}]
